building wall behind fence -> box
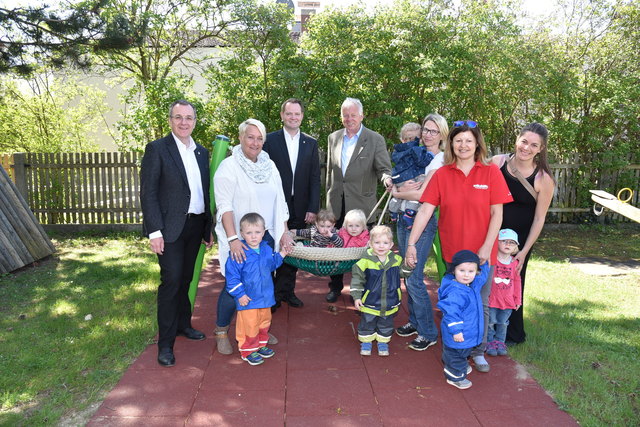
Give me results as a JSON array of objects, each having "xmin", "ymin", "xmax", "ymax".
[{"xmin": 1, "ymin": 152, "xmax": 638, "ymax": 225}]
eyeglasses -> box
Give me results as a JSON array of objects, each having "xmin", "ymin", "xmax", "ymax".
[
  {"xmin": 421, "ymin": 128, "xmax": 440, "ymax": 136},
  {"xmin": 171, "ymin": 115, "xmax": 196, "ymax": 122},
  {"xmin": 453, "ymin": 120, "xmax": 477, "ymax": 128}
]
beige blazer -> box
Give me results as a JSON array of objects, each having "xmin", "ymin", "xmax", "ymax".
[{"xmin": 326, "ymin": 126, "xmax": 391, "ymax": 220}]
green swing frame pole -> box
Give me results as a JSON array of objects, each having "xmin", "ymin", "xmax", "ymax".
[
  {"xmin": 188, "ymin": 135, "xmax": 230, "ymax": 310},
  {"xmin": 431, "ymin": 208, "xmax": 447, "ymax": 281}
]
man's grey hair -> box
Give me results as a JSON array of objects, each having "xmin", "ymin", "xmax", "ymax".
[
  {"xmin": 238, "ymin": 118, "xmax": 267, "ymax": 141},
  {"xmin": 341, "ymin": 97, "xmax": 363, "ymax": 116},
  {"xmin": 169, "ymin": 100, "xmax": 197, "ymax": 118}
]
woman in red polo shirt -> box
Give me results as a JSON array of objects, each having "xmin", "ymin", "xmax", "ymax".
[{"xmin": 405, "ymin": 121, "xmax": 513, "ymax": 373}]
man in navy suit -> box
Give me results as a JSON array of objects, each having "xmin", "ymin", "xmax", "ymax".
[
  {"xmin": 140, "ymin": 100, "xmax": 213, "ymax": 367},
  {"xmin": 263, "ymin": 98, "xmax": 320, "ymax": 310}
]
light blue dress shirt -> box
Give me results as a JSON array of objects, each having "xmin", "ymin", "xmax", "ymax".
[{"xmin": 341, "ymin": 125, "xmax": 363, "ymax": 176}]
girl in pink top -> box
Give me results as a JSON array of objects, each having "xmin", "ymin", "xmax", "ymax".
[
  {"xmin": 487, "ymin": 228, "xmax": 522, "ymax": 357},
  {"xmin": 338, "ymin": 209, "xmax": 370, "ymax": 247}
]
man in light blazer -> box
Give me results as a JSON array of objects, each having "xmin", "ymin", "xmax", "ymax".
[
  {"xmin": 140, "ymin": 100, "xmax": 213, "ymax": 367},
  {"xmin": 263, "ymin": 98, "xmax": 320, "ymax": 310},
  {"xmin": 325, "ymin": 97, "xmax": 392, "ymax": 302}
]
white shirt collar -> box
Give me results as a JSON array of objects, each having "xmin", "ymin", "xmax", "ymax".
[{"xmin": 171, "ymin": 132, "xmax": 196, "ymax": 151}]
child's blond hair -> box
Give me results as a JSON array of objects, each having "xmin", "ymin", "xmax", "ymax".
[
  {"xmin": 316, "ymin": 209, "xmax": 336, "ymax": 225},
  {"xmin": 369, "ymin": 225, "xmax": 393, "ymax": 241},
  {"xmin": 240, "ymin": 212, "xmax": 265, "ymax": 230},
  {"xmin": 343, "ymin": 209, "xmax": 366, "ymax": 229},
  {"xmin": 399, "ymin": 122, "xmax": 421, "ymax": 143}
]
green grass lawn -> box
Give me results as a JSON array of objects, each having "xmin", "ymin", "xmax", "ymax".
[
  {"xmin": 507, "ymin": 225, "xmax": 640, "ymax": 427},
  {"xmin": 0, "ymin": 225, "xmax": 638, "ymax": 426},
  {"xmin": 0, "ymin": 233, "xmax": 172, "ymax": 426}
]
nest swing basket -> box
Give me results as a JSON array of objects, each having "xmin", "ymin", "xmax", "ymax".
[{"xmin": 284, "ymin": 191, "xmax": 391, "ymax": 276}]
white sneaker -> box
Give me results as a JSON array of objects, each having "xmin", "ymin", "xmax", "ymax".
[{"xmin": 447, "ymin": 378, "xmax": 472, "ymax": 389}]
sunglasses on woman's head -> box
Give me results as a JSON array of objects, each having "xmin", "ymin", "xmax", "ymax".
[{"xmin": 453, "ymin": 120, "xmax": 478, "ymax": 128}]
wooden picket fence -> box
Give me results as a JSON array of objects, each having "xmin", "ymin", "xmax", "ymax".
[
  {"xmin": 1, "ymin": 152, "xmax": 638, "ymax": 225},
  {"xmin": 2, "ymin": 152, "xmax": 142, "ymax": 225}
]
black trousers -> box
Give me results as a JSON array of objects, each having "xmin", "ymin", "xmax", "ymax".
[
  {"xmin": 274, "ymin": 205, "xmax": 306, "ymax": 301},
  {"xmin": 156, "ymin": 214, "xmax": 205, "ymax": 349},
  {"xmin": 274, "ymin": 262, "xmax": 298, "ymax": 301}
]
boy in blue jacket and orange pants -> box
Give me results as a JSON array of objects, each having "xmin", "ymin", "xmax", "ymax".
[
  {"xmin": 437, "ymin": 250, "xmax": 490, "ymax": 389},
  {"xmin": 225, "ymin": 213, "xmax": 288, "ymax": 366}
]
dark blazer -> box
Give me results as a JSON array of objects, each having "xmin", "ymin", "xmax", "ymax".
[
  {"xmin": 140, "ymin": 133, "xmax": 213, "ymax": 243},
  {"xmin": 325, "ymin": 126, "xmax": 391, "ymax": 218},
  {"xmin": 263, "ymin": 129, "xmax": 320, "ymax": 227}
]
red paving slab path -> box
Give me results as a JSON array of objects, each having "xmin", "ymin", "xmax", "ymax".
[{"xmin": 89, "ymin": 258, "xmax": 578, "ymax": 426}]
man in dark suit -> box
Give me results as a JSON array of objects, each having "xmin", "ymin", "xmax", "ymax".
[
  {"xmin": 263, "ymin": 98, "xmax": 320, "ymax": 310},
  {"xmin": 140, "ymin": 100, "xmax": 213, "ymax": 367},
  {"xmin": 325, "ymin": 97, "xmax": 392, "ymax": 302}
]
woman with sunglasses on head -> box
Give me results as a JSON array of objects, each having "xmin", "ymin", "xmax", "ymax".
[
  {"xmin": 491, "ymin": 123, "xmax": 555, "ymax": 344},
  {"xmin": 391, "ymin": 114, "xmax": 449, "ymax": 352},
  {"xmin": 405, "ymin": 120, "xmax": 512, "ymax": 373}
]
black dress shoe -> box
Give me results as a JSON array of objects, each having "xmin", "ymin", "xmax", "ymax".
[
  {"xmin": 325, "ymin": 291, "xmax": 339, "ymax": 303},
  {"xmin": 158, "ymin": 348, "xmax": 175, "ymax": 367},
  {"xmin": 177, "ymin": 327, "xmax": 205, "ymax": 340},
  {"xmin": 286, "ymin": 294, "xmax": 304, "ymax": 308}
]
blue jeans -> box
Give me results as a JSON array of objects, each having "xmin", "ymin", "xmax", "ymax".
[
  {"xmin": 216, "ymin": 231, "xmax": 275, "ymax": 328},
  {"xmin": 488, "ymin": 307, "xmax": 512, "ymax": 343},
  {"xmin": 396, "ymin": 215, "xmax": 438, "ymax": 341},
  {"xmin": 471, "ymin": 265, "xmax": 494, "ymax": 357}
]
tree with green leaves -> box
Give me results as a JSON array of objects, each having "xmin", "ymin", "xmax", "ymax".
[
  {"xmin": 0, "ymin": 73, "xmax": 106, "ymax": 153},
  {"xmin": 205, "ymin": 1, "xmax": 298, "ymax": 141},
  {"xmin": 91, "ymin": 0, "xmax": 253, "ymax": 149}
]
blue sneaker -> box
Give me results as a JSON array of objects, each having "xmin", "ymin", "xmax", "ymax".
[
  {"xmin": 360, "ymin": 342, "xmax": 372, "ymax": 356},
  {"xmin": 242, "ymin": 352, "xmax": 264, "ymax": 366},
  {"xmin": 257, "ymin": 346, "xmax": 275, "ymax": 359},
  {"xmin": 377, "ymin": 342, "xmax": 390, "ymax": 356}
]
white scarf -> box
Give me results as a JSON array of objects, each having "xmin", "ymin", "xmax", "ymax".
[{"xmin": 232, "ymin": 145, "xmax": 273, "ymax": 183}]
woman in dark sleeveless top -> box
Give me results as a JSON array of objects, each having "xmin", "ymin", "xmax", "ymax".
[{"xmin": 492, "ymin": 123, "xmax": 555, "ymax": 343}]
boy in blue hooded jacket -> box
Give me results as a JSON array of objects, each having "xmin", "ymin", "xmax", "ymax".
[
  {"xmin": 437, "ymin": 250, "xmax": 490, "ymax": 389},
  {"xmin": 225, "ymin": 213, "xmax": 288, "ymax": 366}
]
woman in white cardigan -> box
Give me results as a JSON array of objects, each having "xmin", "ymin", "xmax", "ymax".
[{"xmin": 213, "ymin": 118, "xmax": 293, "ymax": 354}]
